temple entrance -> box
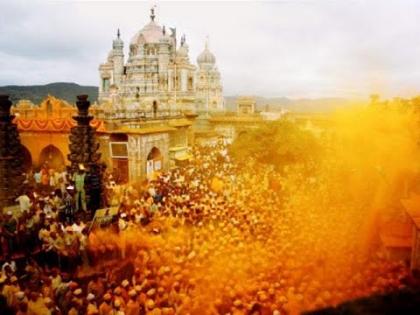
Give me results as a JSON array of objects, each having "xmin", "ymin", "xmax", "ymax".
[
  {"xmin": 146, "ymin": 147, "xmax": 162, "ymax": 178},
  {"xmin": 38, "ymin": 145, "xmax": 65, "ymax": 170},
  {"xmin": 21, "ymin": 145, "xmax": 33, "ymax": 171}
]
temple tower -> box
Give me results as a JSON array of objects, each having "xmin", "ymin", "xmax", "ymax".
[
  {"xmin": 68, "ymin": 95, "xmax": 103, "ymax": 211},
  {"xmin": 196, "ymin": 39, "xmax": 224, "ymax": 113},
  {"xmin": 0, "ymin": 95, "xmax": 25, "ymax": 208}
]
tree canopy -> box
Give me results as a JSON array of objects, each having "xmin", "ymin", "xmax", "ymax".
[{"xmin": 229, "ymin": 120, "xmax": 321, "ymax": 172}]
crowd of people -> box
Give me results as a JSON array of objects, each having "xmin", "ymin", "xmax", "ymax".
[{"xmin": 0, "ymin": 142, "xmax": 417, "ymax": 315}]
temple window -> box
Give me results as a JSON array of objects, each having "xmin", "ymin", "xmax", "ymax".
[
  {"xmin": 153, "ymin": 100, "xmax": 158, "ymax": 116},
  {"xmin": 103, "ymin": 78, "xmax": 110, "ymax": 92}
]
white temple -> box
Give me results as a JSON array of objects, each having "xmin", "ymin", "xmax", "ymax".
[{"xmin": 98, "ymin": 8, "xmax": 224, "ymax": 117}]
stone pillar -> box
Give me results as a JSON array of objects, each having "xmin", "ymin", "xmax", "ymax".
[
  {"xmin": 128, "ymin": 135, "xmax": 141, "ymax": 182},
  {"xmin": 168, "ymin": 70, "xmax": 173, "ymax": 92},
  {"xmin": 181, "ymin": 69, "xmax": 187, "ymax": 92},
  {"xmin": 409, "ymin": 216, "xmax": 420, "ymax": 274},
  {"xmin": 68, "ymin": 95, "xmax": 104, "ymax": 211},
  {"xmin": 0, "ymin": 95, "xmax": 25, "ymax": 208}
]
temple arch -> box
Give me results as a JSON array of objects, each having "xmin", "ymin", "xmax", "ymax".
[
  {"xmin": 38, "ymin": 145, "xmax": 65, "ymax": 170},
  {"xmin": 146, "ymin": 146, "xmax": 162, "ymax": 176},
  {"xmin": 237, "ymin": 130, "xmax": 249, "ymax": 139}
]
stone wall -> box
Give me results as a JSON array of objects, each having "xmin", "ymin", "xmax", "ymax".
[{"xmin": 127, "ymin": 132, "xmax": 169, "ymax": 182}]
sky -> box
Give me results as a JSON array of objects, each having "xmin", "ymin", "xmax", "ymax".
[{"xmin": 1, "ymin": 0, "xmax": 420, "ymax": 99}]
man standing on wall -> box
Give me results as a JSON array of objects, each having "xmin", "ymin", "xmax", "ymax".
[{"xmin": 73, "ymin": 164, "xmax": 87, "ymax": 213}]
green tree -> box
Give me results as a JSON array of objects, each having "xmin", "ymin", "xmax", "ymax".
[{"xmin": 229, "ymin": 120, "xmax": 321, "ymax": 172}]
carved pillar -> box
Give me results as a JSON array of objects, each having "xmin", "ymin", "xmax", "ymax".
[
  {"xmin": 68, "ymin": 95, "xmax": 103, "ymax": 211},
  {"xmin": 0, "ymin": 95, "xmax": 25, "ymax": 208}
]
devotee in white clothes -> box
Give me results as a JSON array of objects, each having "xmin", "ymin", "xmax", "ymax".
[{"xmin": 15, "ymin": 193, "xmax": 32, "ymax": 213}]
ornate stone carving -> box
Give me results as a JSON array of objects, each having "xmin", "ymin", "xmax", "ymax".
[
  {"xmin": 0, "ymin": 95, "xmax": 25, "ymax": 208},
  {"xmin": 68, "ymin": 95, "xmax": 104, "ymax": 212}
]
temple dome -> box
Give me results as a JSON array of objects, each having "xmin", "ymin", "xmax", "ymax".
[
  {"xmin": 197, "ymin": 41, "xmax": 216, "ymax": 65},
  {"xmin": 130, "ymin": 9, "xmax": 164, "ymax": 46},
  {"xmin": 130, "ymin": 21, "xmax": 163, "ymax": 46}
]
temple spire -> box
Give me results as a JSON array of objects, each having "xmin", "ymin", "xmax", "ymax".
[
  {"xmin": 205, "ymin": 35, "xmax": 209, "ymax": 50},
  {"xmin": 117, "ymin": 28, "xmax": 120, "ymax": 39},
  {"xmin": 150, "ymin": 6, "xmax": 156, "ymax": 21}
]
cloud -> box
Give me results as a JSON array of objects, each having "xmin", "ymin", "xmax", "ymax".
[{"xmin": 1, "ymin": 0, "xmax": 420, "ymax": 98}]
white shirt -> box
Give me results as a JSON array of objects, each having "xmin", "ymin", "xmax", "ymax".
[
  {"xmin": 71, "ymin": 222, "xmax": 85, "ymax": 234},
  {"xmin": 15, "ymin": 194, "xmax": 32, "ymax": 213}
]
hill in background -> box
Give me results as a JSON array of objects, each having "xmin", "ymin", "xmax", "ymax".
[
  {"xmin": 0, "ymin": 82, "xmax": 352, "ymax": 112},
  {"xmin": 0, "ymin": 82, "xmax": 98, "ymax": 105}
]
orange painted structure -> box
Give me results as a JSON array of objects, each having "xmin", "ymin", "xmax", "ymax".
[
  {"xmin": 11, "ymin": 95, "xmax": 194, "ymax": 183},
  {"xmin": 12, "ymin": 96, "xmax": 104, "ymax": 170}
]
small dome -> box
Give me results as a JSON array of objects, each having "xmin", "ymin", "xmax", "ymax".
[
  {"xmin": 177, "ymin": 39, "xmax": 189, "ymax": 58},
  {"xmin": 113, "ymin": 29, "xmax": 124, "ymax": 49},
  {"xmin": 197, "ymin": 41, "xmax": 216, "ymax": 65}
]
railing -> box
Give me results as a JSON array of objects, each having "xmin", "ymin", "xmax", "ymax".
[{"xmin": 99, "ymin": 109, "xmax": 184, "ymax": 121}]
